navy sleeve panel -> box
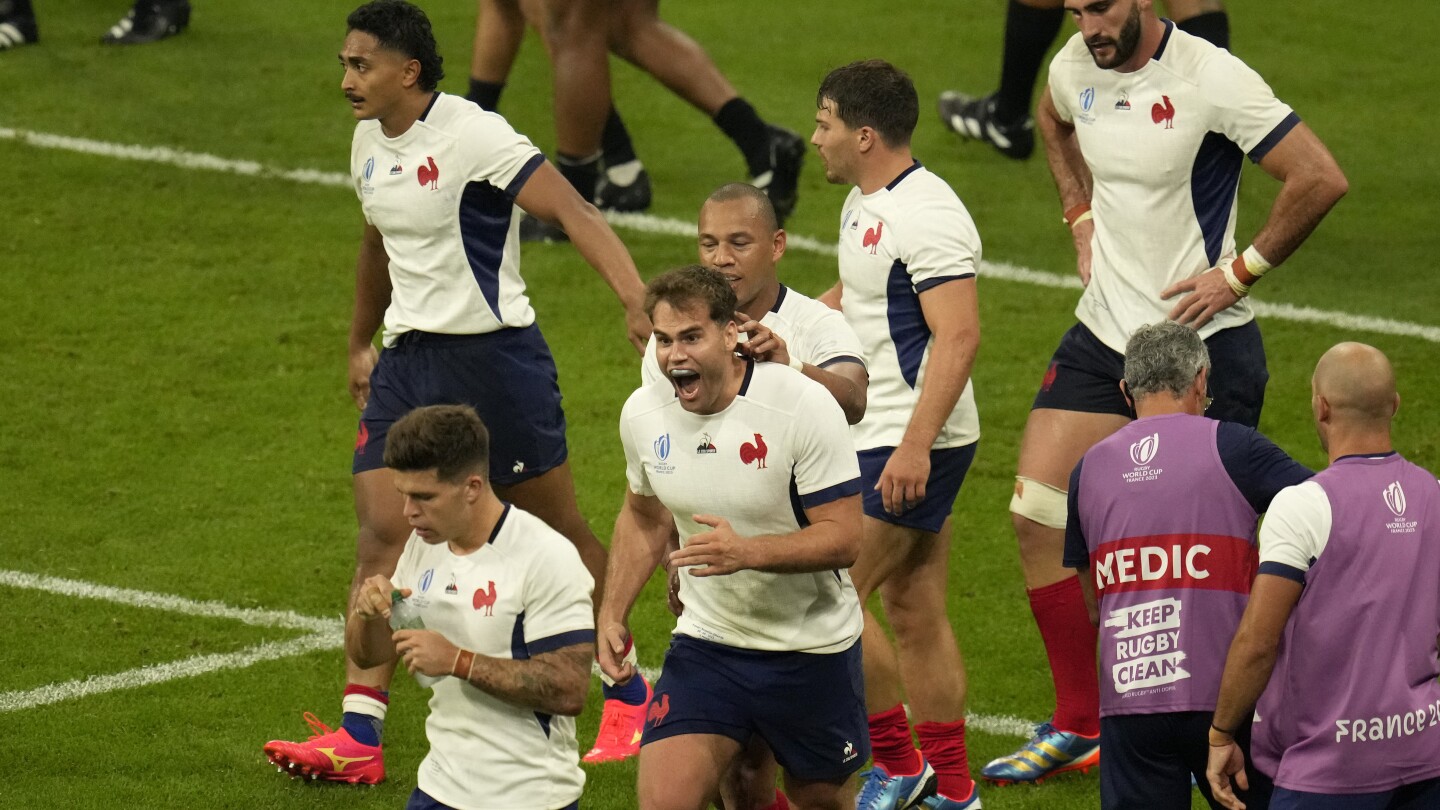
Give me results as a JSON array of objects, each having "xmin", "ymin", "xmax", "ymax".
[
  {"xmin": 1217, "ymin": 422, "xmax": 1314, "ymax": 513},
  {"xmin": 1258, "ymin": 561, "xmax": 1306, "ymax": 585},
  {"xmin": 1062, "ymin": 460, "xmax": 1089, "ymax": 569}
]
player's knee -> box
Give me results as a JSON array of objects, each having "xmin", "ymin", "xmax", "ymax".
[{"xmin": 1010, "ymin": 476, "xmax": 1068, "ymax": 532}]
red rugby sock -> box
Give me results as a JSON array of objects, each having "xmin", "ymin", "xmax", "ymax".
[
  {"xmin": 1028, "ymin": 576, "xmax": 1100, "ymax": 737},
  {"xmin": 868, "ymin": 703, "xmax": 922, "ymax": 776},
  {"xmin": 916, "ymin": 718, "xmax": 974, "ymax": 800}
]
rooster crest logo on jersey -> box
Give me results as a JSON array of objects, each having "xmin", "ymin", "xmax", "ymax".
[
  {"xmin": 1383, "ymin": 481, "xmax": 1407, "ymax": 517},
  {"xmin": 417, "ymin": 156, "xmax": 439, "ymax": 189},
  {"xmin": 472, "ymin": 581, "xmax": 498, "ymax": 616},
  {"xmin": 740, "ymin": 433, "xmax": 768, "ymax": 469},
  {"xmin": 1130, "ymin": 433, "xmax": 1159, "ymax": 467},
  {"xmin": 1152, "ymin": 95, "xmax": 1176, "ymax": 129},
  {"xmin": 863, "ymin": 221, "xmax": 884, "ymax": 254}
]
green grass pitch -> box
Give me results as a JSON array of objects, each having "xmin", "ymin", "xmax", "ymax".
[{"xmin": 2, "ymin": 0, "xmax": 1438, "ymax": 807}]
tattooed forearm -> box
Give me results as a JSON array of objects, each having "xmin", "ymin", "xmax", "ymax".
[{"xmin": 464, "ymin": 643, "xmax": 592, "ymax": 716}]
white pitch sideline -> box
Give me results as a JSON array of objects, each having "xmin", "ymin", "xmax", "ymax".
[
  {"xmin": 3, "ymin": 125, "xmax": 1438, "ymax": 346},
  {"xmin": 0, "ymin": 569, "xmax": 1037, "ymax": 738}
]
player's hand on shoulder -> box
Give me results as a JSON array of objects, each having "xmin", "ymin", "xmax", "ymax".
[
  {"xmin": 393, "ymin": 629, "xmax": 459, "ymax": 678},
  {"xmin": 670, "ymin": 515, "xmax": 749, "ymax": 577},
  {"xmin": 348, "ymin": 344, "xmax": 379, "ymax": 410},
  {"xmin": 354, "ymin": 577, "xmax": 403, "ymax": 621},
  {"xmin": 596, "ymin": 622, "xmax": 637, "ymax": 684},
  {"xmin": 1162, "ymin": 266, "xmax": 1243, "ymax": 329},
  {"xmin": 878, "ymin": 443, "xmax": 930, "ymax": 516},
  {"xmin": 736, "ymin": 313, "xmax": 791, "ymax": 367}
]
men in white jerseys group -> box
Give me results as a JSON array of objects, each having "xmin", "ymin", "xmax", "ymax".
[
  {"xmin": 987, "ymin": 0, "xmax": 1348, "ymax": 784},
  {"xmin": 266, "ymin": 0, "xmax": 652, "ymax": 785},
  {"xmin": 602, "ymin": 265, "xmax": 868, "ymax": 809},
  {"xmin": 812, "ymin": 60, "xmax": 984, "ymax": 810}
]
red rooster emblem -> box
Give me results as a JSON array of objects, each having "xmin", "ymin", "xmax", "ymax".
[
  {"xmin": 863, "ymin": 221, "xmax": 884, "ymax": 254},
  {"xmin": 1151, "ymin": 95, "xmax": 1175, "ymax": 129},
  {"xmin": 354, "ymin": 422, "xmax": 369, "ymax": 452},
  {"xmin": 739, "ymin": 433, "xmax": 768, "ymax": 469},
  {"xmin": 472, "ymin": 581, "xmax": 497, "ymax": 616},
  {"xmin": 646, "ymin": 693, "xmax": 670, "ymax": 727},
  {"xmin": 417, "ymin": 156, "xmax": 439, "ymax": 189}
]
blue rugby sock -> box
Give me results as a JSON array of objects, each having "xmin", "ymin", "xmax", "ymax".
[{"xmin": 602, "ymin": 675, "xmax": 649, "ymax": 706}]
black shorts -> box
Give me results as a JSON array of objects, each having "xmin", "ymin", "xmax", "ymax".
[
  {"xmin": 352, "ymin": 325, "xmax": 567, "ymax": 486},
  {"xmin": 642, "ymin": 635, "xmax": 869, "ymax": 782},
  {"xmin": 857, "ymin": 442, "xmax": 978, "ymax": 534},
  {"xmin": 1270, "ymin": 778, "xmax": 1440, "ymax": 810},
  {"xmin": 1031, "ymin": 321, "xmax": 1269, "ymax": 428},
  {"xmin": 1101, "ymin": 711, "xmax": 1273, "ymax": 810}
]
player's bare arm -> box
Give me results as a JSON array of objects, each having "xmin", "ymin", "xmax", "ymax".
[
  {"xmin": 451, "ymin": 641, "xmax": 592, "ymax": 717},
  {"xmin": 596, "ymin": 488, "xmax": 673, "ymax": 682},
  {"xmin": 1165, "ymin": 123, "xmax": 1348, "ymax": 328},
  {"xmin": 1038, "ymin": 87, "xmax": 1097, "ymax": 286},
  {"xmin": 513, "ymin": 161, "xmax": 652, "ymax": 353},
  {"xmin": 345, "ymin": 573, "xmax": 405, "ymax": 669},
  {"xmin": 1205, "ymin": 573, "xmax": 1304, "ymax": 809},
  {"xmin": 347, "ymin": 223, "xmax": 391, "ymax": 409},
  {"xmin": 736, "ymin": 315, "xmax": 868, "ymax": 424},
  {"xmin": 879, "ymin": 278, "xmax": 980, "ymax": 515},
  {"xmin": 672, "ymin": 495, "xmax": 861, "ymax": 577}
]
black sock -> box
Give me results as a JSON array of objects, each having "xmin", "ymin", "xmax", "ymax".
[
  {"xmin": 466, "ymin": 79, "xmax": 505, "ymax": 112},
  {"xmin": 1177, "ymin": 11, "xmax": 1230, "ymax": 51},
  {"xmin": 713, "ymin": 98, "xmax": 772, "ymax": 178},
  {"xmin": 995, "ymin": 0, "xmax": 1065, "ymax": 124},
  {"xmin": 556, "ymin": 151, "xmax": 601, "ymax": 200},
  {"xmin": 3, "ymin": 0, "xmax": 35, "ymax": 18},
  {"xmin": 601, "ymin": 106, "xmax": 639, "ymax": 167}
]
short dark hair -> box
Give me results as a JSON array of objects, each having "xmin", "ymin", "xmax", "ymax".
[
  {"xmin": 347, "ymin": 0, "xmax": 445, "ymax": 92},
  {"xmin": 705, "ymin": 182, "xmax": 779, "ymax": 233},
  {"xmin": 383, "ymin": 405, "xmax": 489, "ymax": 482},
  {"xmin": 817, "ymin": 59, "xmax": 918, "ymax": 148},
  {"xmin": 643, "ymin": 265, "xmax": 737, "ymax": 326}
]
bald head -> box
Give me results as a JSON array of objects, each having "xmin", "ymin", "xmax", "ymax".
[
  {"xmin": 704, "ymin": 183, "xmax": 779, "ymax": 233},
  {"xmin": 1313, "ymin": 342, "xmax": 1399, "ymax": 425}
]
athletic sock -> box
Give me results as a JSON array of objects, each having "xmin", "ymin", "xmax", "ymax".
[
  {"xmin": 555, "ymin": 150, "xmax": 602, "ymax": 201},
  {"xmin": 995, "ymin": 0, "xmax": 1065, "ymax": 124},
  {"xmin": 713, "ymin": 97, "xmax": 772, "ymax": 178},
  {"xmin": 1177, "ymin": 10, "xmax": 1230, "ymax": 50},
  {"xmin": 601, "ymin": 673, "xmax": 649, "ymax": 705},
  {"xmin": 3, "ymin": 0, "xmax": 34, "ymax": 18},
  {"xmin": 340, "ymin": 684, "xmax": 390, "ymax": 746},
  {"xmin": 601, "ymin": 106, "xmax": 639, "ymax": 169},
  {"xmin": 916, "ymin": 719, "xmax": 975, "ymax": 800},
  {"xmin": 868, "ymin": 703, "xmax": 922, "ymax": 776},
  {"xmin": 1027, "ymin": 576, "xmax": 1100, "ymax": 737},
  {"xmin": 466, "ymin": 78, "xmax": 505, "ymax": 111}
]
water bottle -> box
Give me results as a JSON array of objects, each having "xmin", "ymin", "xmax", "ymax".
[{"xmin": 388, "ymin": 590, "xmax": 443, "ymax": 688}]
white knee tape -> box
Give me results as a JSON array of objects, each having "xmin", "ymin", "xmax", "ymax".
[{"xmin": 1009, "ymin": 476, "xmax": 1069, "ymax": 530}]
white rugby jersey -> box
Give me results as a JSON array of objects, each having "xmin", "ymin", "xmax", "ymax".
[
  {"xmin": 351, "ymin": 93, "xmax": 546, "ymax": 347},
  {"xmin": 1048, "ymin": 22, "xmax": 1299, "ymax": 352},
  {"xmin": 620, "ymin": 361, "xmax": 863, "ymax": 653},
  {"xmin": 837, "ymin": 162, "xmax": 981, "ymax": 451},
  {"xmin": 391, "ymin": 505, "xmax": 594, "ymax": 810},
  {"xmin": 641, "ymin": 284, "xmax": 866, "ymax": 385}
]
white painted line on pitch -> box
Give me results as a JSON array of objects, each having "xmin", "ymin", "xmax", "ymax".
[
  {"xmin": 0, "ymin": 631, "xmax": 342, "ymax": 713},
  {"xmin": 3, "ymin": 123, "xmax": 1437, "ymax": 345},
  {"xmin": 0, "ymin": 569, "xmax": 337, "ymax": 633}
]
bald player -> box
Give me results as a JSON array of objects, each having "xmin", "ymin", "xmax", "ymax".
[{"xmin": 1207, "ymin": 343, "xmax": 1440, "ymax": 810}]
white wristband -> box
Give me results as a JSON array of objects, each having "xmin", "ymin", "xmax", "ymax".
[
  {"xmin": 788, "ymin": 355, "xmax": 804, "ymax": 372},
  {"xmin": 1242, "ymin": 244, "xmax": 1273, "ymax": 277}
]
